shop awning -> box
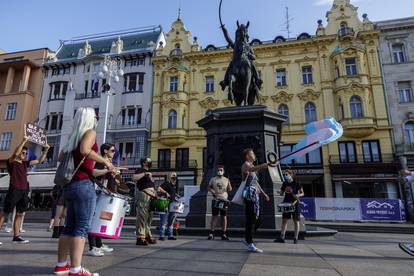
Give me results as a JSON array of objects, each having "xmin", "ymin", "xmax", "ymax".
[{"xmin": 0, "ymin": 172, "xmax": 56, "ymax": 191}]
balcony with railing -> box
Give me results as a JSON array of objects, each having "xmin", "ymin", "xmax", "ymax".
[
  {"xmin": 75, "ymin": 93, "xmax": 100, "ymax": 100},
  {"xmin": 108, "ymin": 123, "xmax": 148, "ymax": 130},
  {"xmin": 159, "ymin": 128, "xmax": 187, "ymax": 147},
  {"xmin": 329, "ymin": 154, "xmax": 397, "ymax": 174},
  {"xmin": 396, "ymin": 143, "xmax": 414, "ymax": 155},
  {"xmin": 152, "ymin": 159, "xmax": 198, "ymax": 170},
  {"xmin": 339, "ymin": 117, "xmax": 376, "ymax": 138}
]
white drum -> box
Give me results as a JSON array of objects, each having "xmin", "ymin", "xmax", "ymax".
[
  {"xmin": 88, "ymin": 191, "xmax": 130, "ymax": 239},
  {"xmin": 277, "ymin": 202, "xmax": 296, "ymax": 213},
  {"xmin": 168, "ymin": 201, "xmax": 185, "ymax": 214}
]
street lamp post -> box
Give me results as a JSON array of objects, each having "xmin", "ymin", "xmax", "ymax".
[{"xmin": 98, "ymin": 55, "xmax": 124, "ymax": 143}]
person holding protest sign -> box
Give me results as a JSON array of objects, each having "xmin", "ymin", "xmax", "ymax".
[{"xmin": 0, "ymin": 128, "xmax": 50, "ymax": 245}]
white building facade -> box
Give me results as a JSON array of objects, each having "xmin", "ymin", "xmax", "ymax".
[
  {"xmin": 37, "ymin": 26, "xmax": 165, "ymax": 169},
  {"xmin": 376, "ymin": 17, "xmax": 414, "ymax": 219}
]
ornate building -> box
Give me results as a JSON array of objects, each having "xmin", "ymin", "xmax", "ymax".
[
  {"xmin": 37, "ymin": 27, "xmax": 164, "ymax": 170},
  {"xmin": 150, "ymin": 0, "xmax": 397, "ymax": 198}
]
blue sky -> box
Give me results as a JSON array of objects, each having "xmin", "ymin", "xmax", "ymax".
[{"xmin": 1, "ymin": 0, "xmax": 413, "ymax": 53}]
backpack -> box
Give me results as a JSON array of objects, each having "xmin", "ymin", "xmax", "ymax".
[{"xmin": 54, "ymin": 151, "xmax": 88, "ymax": 187}]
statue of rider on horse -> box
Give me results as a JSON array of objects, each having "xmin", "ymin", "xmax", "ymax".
[{"xmin": 219, "ymin": 0, "xmax": 263, "ymax": 106}]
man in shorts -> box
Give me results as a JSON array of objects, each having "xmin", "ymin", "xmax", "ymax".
[
  {"xmin": 0, "ymin": 133, "xmax": 49, "ymax": 244},
  {"xmin": 208, "ymin": 165, "xmax": 232, "ymax": 240},
  {"xmin": 275, "ymin": 170, "xmax": 304, "ymax": 244}
]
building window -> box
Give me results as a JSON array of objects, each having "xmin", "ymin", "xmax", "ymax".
[
  {"xmin": 137, "ymin": 107, "xmax": 142, "ymax": 125},
  {"xmin": 405, "ymin": 122, "xmax": 414, "ymax": 144},
  {"xmin": 124, "ymin": 73, "xmax": 144, "ymax": 92},
  {"xmin": 170, "ymin": 76, "xmax": 178, "ymax": 92},
  {"xmin": 168, "ymin": 110, "xmax": 177, "ymax": 129},
  {"xmin": 280, "ymin": 144, "xmax": 321, "ymax": 165},
  {"xmin": 339, "ymin": 141, "xmax": 357, "ymax": 163},
  {"xmin": 350, "ymin": 96, "xmax": 363, "ymax": 118},
  {"xmin": 84, "ymin": 80, "xmax": 89, "ymax": 95},
  {"xmin": 335, "ymin": 66, "xmax": 340, "ymax": 78},
  {"xmin": 392, "ymin": 44, "xmax": 406, "ymax": 63},
  {"xmin": 0, "ymin": 132, "xmax": 12, "ymax": 151},
  {"xmin": 345, "ymin": 58, "xmax": 357, "ymax": 76},
  {"xmin": 126, "ymin": 57, "xmax": 145, "ymax": 67},
  {"xmin": 125, "ymin": 142, "xmax": 134, "ymax": 159},
  {"xmin": 302, "ymin": 66, "xmax": 313, "ymax": 84},
  {"xmin": 127, "ymin": 108, "xmax": 136, "ymax": 125},
  {"xmin": 50, "ymin": 115, "xmax": 58, "ymax": 130},
  {"xmin": 205, "ymin": 76, "xmax": 214, "ymax": 92},
  {"xmin": 176, "ymin": 148, "xmax": 189, "ymax": 169},
  {"xmin": 5, "ymin": 103, "xmax": 17, "ymax": 120},
  {"xmin": 59, "ymin": 114, "xmax": 63, "ymax": 130},
  {"xmin": 304, "ymin": 102, "xmax": 317, "ymax": 123},
  {"xmin": 158, "ymin": 149, "xmax": 171, "ymax": 169},
  {"xmin": 49, "ymin": 82, "xmax": 68, "ymax": 100},
  {"xmin": 339, "ymin": 22, "xmax": 348, "ymax": 36},
  {"xmin": 398, "ymin": 81, "xmax": 413, "ymax": 103},
  {"xmin": 362, "ymin": 140, "xmax": 381, "ymax": 163},
  {"xmin": 63, "ymin": 66, "xmax": 70, "ymax": 75},
  {"xmin": 276, "ymin": 69, "xmax": 287, "ymax": 86},
  {"xmin": 91, "ymin": 79, "xmax": 99, "ymax": 97},
  {"xmin": 278, "ymin": 104, "xmax": 289, "ymax": 124}
]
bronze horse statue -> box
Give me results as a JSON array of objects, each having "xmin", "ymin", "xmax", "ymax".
[{"xmin": 219, "ymin": 1, "xmax": 262, "ymax": 106}]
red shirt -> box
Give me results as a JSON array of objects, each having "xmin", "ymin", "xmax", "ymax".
[
  {"xmin": 72, "ymin": 142, "xmax": 98, "ymax": 181},
  {"xmin": 6, "ymin": 159, "xmax": 30, "ymax": 190}
]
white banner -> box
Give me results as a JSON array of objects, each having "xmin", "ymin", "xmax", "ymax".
[{"xmin": 315, "ymin": 198, "xmax": 361, "ymax": 221}]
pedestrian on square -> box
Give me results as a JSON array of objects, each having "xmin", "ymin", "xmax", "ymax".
[
  {"xmin": 157, "ymin": 171, "xmax": 180, "ymax": 241},
  {"xmin": 133, "ymin": 157, "xmax": 157, "ymax": 246},
  {"xmin": 207, "ymin": 165, "xmax": 232, "ymax": 241},
  {"xmin": 54, "ymin": 107, "xmax": 114, "ymax": 276},
  {"xmin": 0, "ymin": 131, "xmax": 50, "ymax": 245},
  {"xmin": 275, "ymin": 170, "xmax": 304, "ymax": 244},
  {"xmin": 86, "ymin": 143, "xmax": 116, "ymax": 257},
  {"xmin": 241, "ymin": 148, "xmax": 270, "ymax": 253}
]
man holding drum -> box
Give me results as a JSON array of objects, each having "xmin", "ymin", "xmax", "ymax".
[
  {"xmin": 208, "ymin": 165, "xmax": 232, "ymax": 241},
  {"xmin": 275, "ymin": 170, "xmax": 304, "ymax": 244},
  {"xmin": 133, "ymin": 157, "xmax": 157, "ymax": 246}
]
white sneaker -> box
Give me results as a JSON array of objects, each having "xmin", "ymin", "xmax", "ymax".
[
  {"xmin": 5, "ymin": 227, "xmax": 12, "ymax": 233},
  {"xmin": 0, "ymin": 241, "xmax": 2, "ymax": 245},
  {"xmin": 87, "ymin": 247, "xmax": 104, "ymax": 257},
  {"xmin": 20, "ymin": 229, "xmax": 26, "ymax": 233},
  {"xmin": 100, "ymin": 244, "xmax": 114, "ymax": 253},
  {"xmin": 247, "ymin": 243, "xmax": 263, "ymax": 253},
  {"xmin": 408, "ymin": 244, "xmax": 414, "ymax": 252}
]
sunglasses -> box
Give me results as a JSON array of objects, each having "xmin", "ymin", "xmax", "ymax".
[
  {"xmin": 109, "ymin": 149, "xmax": 115, "ymax": 153},
  {"xmin": 21, "ymin": 152, "xmax": 27, "ymax": 156}
]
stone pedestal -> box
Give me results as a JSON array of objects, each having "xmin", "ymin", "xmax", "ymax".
[{"xmin": 186, "ymin": 105, "xmax": 297, "ymax": 231}]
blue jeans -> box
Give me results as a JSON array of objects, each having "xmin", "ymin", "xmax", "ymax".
[
  {"xmin": 61, "ymin": 179, "xmax": 96, "ymax": 238},
  {"xmin": 159, "ymin": 204, "xmax": 177, "ymax": 237}
]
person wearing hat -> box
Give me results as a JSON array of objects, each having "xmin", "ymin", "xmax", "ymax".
[{"xmin": 132, "ymin": 157, "xmax": 157, "ymax": 246}]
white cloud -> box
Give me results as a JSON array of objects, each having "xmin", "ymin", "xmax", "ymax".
[{"xmin": 313, "ymin": 0, "xmax": 366, "ymax": 6}]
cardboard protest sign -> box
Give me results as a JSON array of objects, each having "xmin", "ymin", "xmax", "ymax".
[{"xmin": 25, "ymin": 123, "xmax": 47, "ymax": 146}]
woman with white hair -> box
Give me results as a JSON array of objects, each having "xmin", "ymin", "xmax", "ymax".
[{"xmin": 54, "ymin": 107, "xmax": 114, "ymax": 276}]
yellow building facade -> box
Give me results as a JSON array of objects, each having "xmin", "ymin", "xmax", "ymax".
[{"xmin": 150, "ymin": 0, "xmax": 398, "ymax": 198}]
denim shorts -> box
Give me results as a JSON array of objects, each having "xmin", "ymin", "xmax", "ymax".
[{"xmin": 61, "ymin": 179, "xmax": 96, "ymax": 238}]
